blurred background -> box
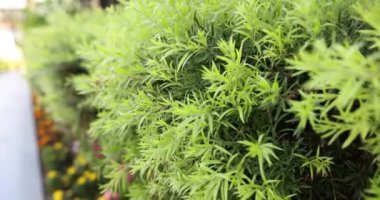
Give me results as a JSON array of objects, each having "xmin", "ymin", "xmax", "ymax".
[
  {"xmin": 1, "ymin": 1, "xmax": 380, "ymax": 200},
  {"xmin": 0, "ymin": 1, "xmax": 118, "ymax": 200}
]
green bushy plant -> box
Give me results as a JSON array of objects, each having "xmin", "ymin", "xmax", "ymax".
[
  {"xmin": 71, "ymin": 0, "xmax": 378, "ymax": 199},
  {"xmin": 288, "ymin": 1, "xmax": 380, "ymax": 199},
  {"xmin": 25, "ymin": 0, "xmax": 380, "ymax": 199}
]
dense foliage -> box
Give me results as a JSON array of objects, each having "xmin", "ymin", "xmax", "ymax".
[{"xmin": 24, "ymin": 0, "xmax": 380, "ymax": 199}]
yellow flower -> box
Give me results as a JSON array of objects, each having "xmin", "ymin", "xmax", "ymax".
[
  {"xmin": 53, "ymin": 142, "xmax": 64, "ymax": 150},
  {"xmin": 67, "ymin": 166, "xmax": 77, "ymax": 175},
  {"xmin": 84, "ymin": 171, "xmax": 97, "ymax": 181},
  {"xmin": 76, "ymin": 176, "xmax": 87, "ymax": 185},
  {"xmin": 53, "ymin": 190, "xmax": 64, "ymax": 200},
  {"xmin": 97, "ymin": 197, "xmax": 106, "ymax": 200},
  {"xmin": 76, "ymin": 155, "xmax": 87, "ymax": 166},
  {"xmin": 47, "ymin": 170, "xmax": 57, "ymax": 179}
]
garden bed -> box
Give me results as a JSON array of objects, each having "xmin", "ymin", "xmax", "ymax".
[{"xmin": 33, "ymin": 93, "xmax": 102, "ymax": 200}]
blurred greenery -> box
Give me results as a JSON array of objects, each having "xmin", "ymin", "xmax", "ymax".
[{"xmin": 23, "ymin": 9, "xmax": 103, "ymax": 131}]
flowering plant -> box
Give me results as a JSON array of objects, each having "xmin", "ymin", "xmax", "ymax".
[{"xmin": 34, "ymin": 95, "xmax": 101, "ymax": 199}]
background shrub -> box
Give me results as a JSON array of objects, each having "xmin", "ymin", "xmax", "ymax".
[{"xmin": 23, "ymin": 9, "xmax": 104, "ymax": 131}]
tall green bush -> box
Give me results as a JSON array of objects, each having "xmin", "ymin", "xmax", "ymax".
[
  {"xmin": 25, "ymin": 0, "xmax": 380, "ymax": 199},
  {"xmin": 72, "ymin": 0, "xmax": 378, "ymax": 199}
]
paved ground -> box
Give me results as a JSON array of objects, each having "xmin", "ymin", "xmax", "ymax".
[
  {"xmin": 0, "ymin": 72, "xmax": 43, "ymax": 200},
  {"xmin": 0, "ymin": 21, "xmax": 44, "ymax": 199},
  {"xmin": 0, "ymin": 26, "xmax": 23, "ymax": 61}
]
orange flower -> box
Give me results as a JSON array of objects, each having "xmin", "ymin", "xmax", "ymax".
[{"xmin": 34, "ymin": 109, "xmax": 44, "ymax": 119}]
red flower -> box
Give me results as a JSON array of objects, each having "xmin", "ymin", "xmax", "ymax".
[
  {"xmin": 103, "ymin": 191, "xmax": 119, "ymax": 200},
  {"xmin": 92, "ymin": 142, "xmax": 104, "ymax": 159},
  {"xmin": 127, "ymin": 170, "xmax": 134, "ymax": 183}
]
